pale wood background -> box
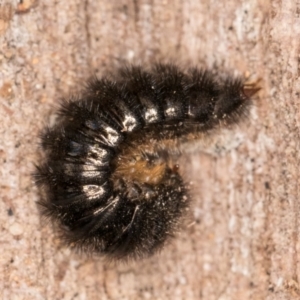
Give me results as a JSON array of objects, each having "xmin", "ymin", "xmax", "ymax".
[{"xmin": 1, "ymin": 0, "xmax": 300, "ymax": 299}]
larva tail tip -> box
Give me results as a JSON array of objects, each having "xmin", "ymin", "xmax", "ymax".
[{"xmin": 242, "ymin": 80, "xmax": 262, "ymax": 98}]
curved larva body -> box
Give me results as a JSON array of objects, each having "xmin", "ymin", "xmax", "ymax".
[{"xmin": 36, "ymin": 64, "xmax": 253, "ymax": 260}]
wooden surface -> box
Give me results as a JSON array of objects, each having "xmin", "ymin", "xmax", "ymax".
[{"xmin": 1, "ymin": 0, "xmax": 300, "ymax": 299}]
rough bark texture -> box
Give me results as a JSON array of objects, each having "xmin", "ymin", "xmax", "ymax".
[{"xmin": 1, "ymin": 0, "xmax": 299, "ymax": 299}]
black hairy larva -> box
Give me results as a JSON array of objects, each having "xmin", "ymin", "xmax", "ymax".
[{"xmin": 35, "ymin": 64, "xmax": 258, "ymax": 260}]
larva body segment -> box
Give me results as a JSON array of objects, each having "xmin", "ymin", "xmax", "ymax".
[{"xmin": 36, "ymin": 64, "xmax": 252, "ymax": 260}]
